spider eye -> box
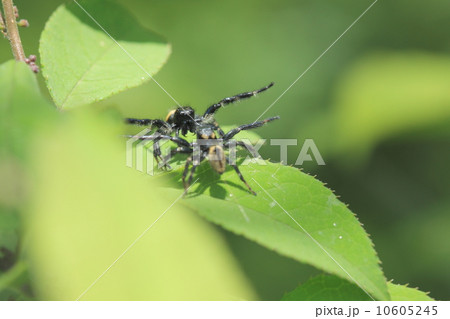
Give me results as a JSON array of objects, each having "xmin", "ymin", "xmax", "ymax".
[
  {"xmin": 184, "ymin": 107, "xmax": 194, "ymax": 117},
  {"xmin": 175, "ymin": 107, "xmax": 194, "ymax": 117}
]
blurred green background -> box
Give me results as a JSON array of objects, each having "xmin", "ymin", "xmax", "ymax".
[{"xmin": 1, "ymin": 0, "xmax": 449, "ymax": 300}]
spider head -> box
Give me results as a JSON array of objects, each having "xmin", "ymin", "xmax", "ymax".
[{"xmin": 166, "ymin": 106, "xmax": 197, "ymax": 135}]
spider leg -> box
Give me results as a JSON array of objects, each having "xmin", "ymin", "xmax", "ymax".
[
  {"xmin": 223, "ymin": 116, "xmax": 280, "ymax": 140},
  {"xmin": 161, "ymin": 146, "xmax": 193, "ymax": 169},
  {"xmin": 125, "ymin": 118, "xmax": 171, "ymax": 131},
  {"xmin": 152, "ymin": 138, "xmax": 165, "ymax": 168},
  {"xmin": 182, "ymin": 156, "xmax": 201, "ymax": 194},
  {"xmin": 224, "ymin": 140, "xmax": 257, "ymax": 154},
  {"xmin": 182, "ymin": 152, "xmax": 206, "ymax": 194},
  {"xmin": 203, "ymin": 82, "xmax": 274, "ymax": 117},
  {"xmin": 124, "ymin": 134, "xmax": 191, "ymax": 171},
  {"xmin": 226, "ymin": 157, "xmax": 256, "ymax": 196},
  {"xmin": 230, "ymin": 140, "xmax": 264, "ymax": 160},
  {"xmin": 124, "ymin": 135, "xmax": 191, "ymax": 148},
  {"xmin": 182, "ymin": 156, "xmax": 193, "ymax": 191},
  {"xmin": 157, "ymin": 136, "xmax": 190, "ymax": 170},
  {"xmin": 186, "ymin": 162, "xmax": 199, "ymax": 190},
  {"xmin": 213, "ymin": 121, "xmax": 225, "ymax": 138}
]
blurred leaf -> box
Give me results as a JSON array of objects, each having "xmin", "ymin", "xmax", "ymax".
[
  {"xmin": 0, "ymin": 60, "xmax": 54, "ymax": 160},
  {"xmin": 40, "ymin": 0, "xmax": 171, "ymax": 109},
  {"xmin": 282, "ymin": 275, "xmax": 372, "ymax": 301},
  {"xmin": 0, "ymin": 60, "xmax": 54, "ymax": 300},
  {"xmin": 0, "ymin": 288, "xmax": 27, "ymax": 301},
  {"xmin": 388, "ymin": 283, "xmax": 434, "ymax": 301},
  {"xmin": 0, "ymin": 212, "xmax": 19, "ymax": 254},
  {"xmin": 24, "ymin": 111, "xmax": 255, "ymax": 300},
  {"xmin": 376, "ymin": 203, "xmax": 450, "ymax": 298},
  {"xmin": 161, "ymin": 160, "xmax": 389, "ymax": 300},
  {"xmin": 0, "ymin": 261, "xmax": 29, "ymax": 300},
  {"xmin": 0, "ymin": 60, "xmax": 53, "ymax": 256},
  {"xmin": 334, "ymin": 52, "xmax": 450, "ymax": 157}
]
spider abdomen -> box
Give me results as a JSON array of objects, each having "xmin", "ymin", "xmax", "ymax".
[{"xmin": 208, "ymin": 145, "xmax": 226, "ymax": 174}]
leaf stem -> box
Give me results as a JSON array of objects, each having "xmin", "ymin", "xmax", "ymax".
[{"xmin": 1, "ymin": 0, "xmax": 26, "ymax": 61}]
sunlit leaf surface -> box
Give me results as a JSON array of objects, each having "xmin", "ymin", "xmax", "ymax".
[
  {"xmin": 40, "ymin": 0, "xmax": 171, "ymax": 108},
  {"xmin": 24, "ymin": 111, "xmax": 255, "ymax": 300},
  {"xmin": 157, "ymin": 154, "xmax": 389, "ymax": 300}
]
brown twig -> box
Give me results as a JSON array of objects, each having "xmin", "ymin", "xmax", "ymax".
[
  {"xmin": 1, "ymin": 0, "xmax": 26, "ymax": 61},
  {"xmin": 0, "ymin": 11, "xmax": 5, "ymax": 33}
]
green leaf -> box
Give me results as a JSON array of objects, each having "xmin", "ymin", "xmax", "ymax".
[
  {"xmin": 0, "ymin": 60, "xmax": 54, "ymax": 301},
  {"xmin": 160, "ymin": 160, "xmax": 389, "ymax": 300},
  {"xmin": 0, "ymin": 212, "xmax": 19, "ymax": 254},
  {"xmin": 282, "ymin": 275, "xmax": 372, "ymax": 301},
  {"xmin": 40, "ymin": 0, "xmax": 171, "ymax": 109},
  {"xmin": 0, "ymin": 60, "xmax": 54, "ymax": 160},
  {"xmin": 0, "ymin": 261, "xmax": 28, "ymax": 299},
  {"xmin": 24, "ymin": 110, "xmax": 256, "ymax": 300},
  {"xmin": 333, "ymin": 52, "xmax": 450, "ymax": 156},
  {"xmin": 388, "ymin": 283, "xmax": 434, "ymax": 301},
  {"xmin": 282, "ymin": 276, "xmax": 434, "ymax": 301},
  {"xmin": 0, "ymin": 60, "xmax": 53, "ymax": 253}
]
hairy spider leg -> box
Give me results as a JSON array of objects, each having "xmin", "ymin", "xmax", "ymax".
[
  {"xmin": 213, "ymin": 121, "xmax": 225, "ymax": 137},
  {"xmin": 125, "ymin": 118, "xmax": 171, "ymax": 130},
  {"xmin": 224, "ymin": 140, "xmax": 262, "ymax": 166},
  {"xmin": 161, "ymin": 146, "xmax": 193, "ymax": 168},
  {"xmin": 182, "ymin": 154, "xmax": 205, "ymax": 194},
  {"xmin": 223, "ymin": 141, "xmax": 259, "ymax": 195},
  {"xmin": 226, "ymin": 157, "xmax": 257, "ymax": 196},
  {"xmin": 224, "ymin": 140, "xmax": 258, "ymax": 154},
  {"xmin": 125, "ymin": 118, "xmax": 174, "ymax": 167},
  {"xmin": 124, "ymin": 134, "xmax": 190, "ymax": 146},
  {"xmin": 182, "ymin": 157, "xmax": 193, "ymax": 191},
  {"xmin": 220, "ymin": 118, "xmax": 279, "ymax": 195},
  {"xmin": 152, "ymin": 133, "xmax": 192, "ymax": 169},
  {"xmin": 203, "ymin": 82, "xmax": 274, "ymax": 117},
  {"xmin": 223, "ymin": 116, "xmax": 280, "ymax": 140}
]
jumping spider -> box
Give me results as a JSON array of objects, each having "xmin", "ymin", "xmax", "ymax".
[
  {"xmin": 125, "ymin": 83, "xmax": 279, "ymax": 195},
  {"xmin": 126, "ymin": 82, "xmax": 274, "ymax": 168}
]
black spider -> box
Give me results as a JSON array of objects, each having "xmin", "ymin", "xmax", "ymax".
[
  {"xmin": 127, "ymin": 116, "xmax": 280, "ymax": 195},
  {"xmin": 125, "ymin": 82, "xmax": 274, "ymax": 168}
]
